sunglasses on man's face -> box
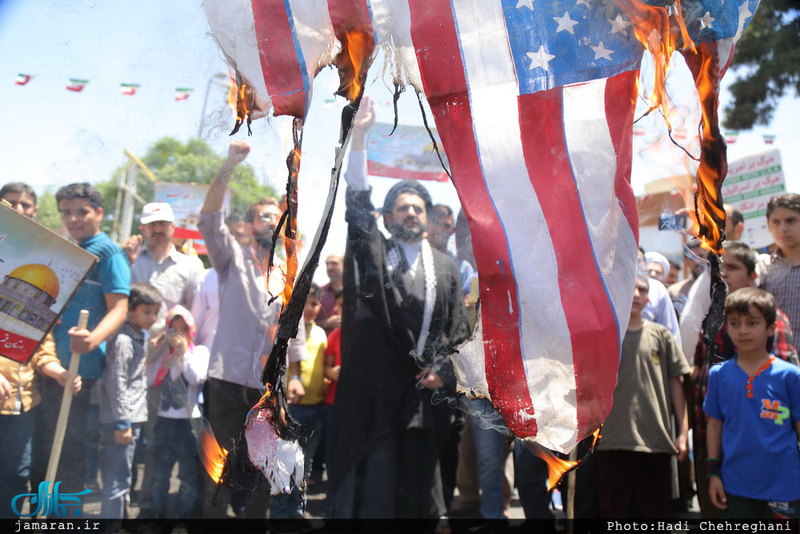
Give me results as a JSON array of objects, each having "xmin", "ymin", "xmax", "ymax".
[{"xmin": 258, "ymin": 212, "xmax": 278, "ymax": 223}]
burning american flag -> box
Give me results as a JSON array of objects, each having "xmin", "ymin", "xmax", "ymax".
[{"xmin": 202, "ymin": 0, "xmax": 758, "ymax": 468}]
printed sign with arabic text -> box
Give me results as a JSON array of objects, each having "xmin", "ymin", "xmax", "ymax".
[{"xmin": 722, "ymin": 149, "xmax": 786, "ymax": 249}]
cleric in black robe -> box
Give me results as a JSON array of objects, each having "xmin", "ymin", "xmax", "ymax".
[{"xmin": 329, "ymin": 143, "xmax": 471, "ymax": 519}]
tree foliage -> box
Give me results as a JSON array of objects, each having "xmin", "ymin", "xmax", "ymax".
[
  {"xmin": 38, "ymin": 137, "xmax": 277, "ymax": 236},
  {"xmin": 722, "ymin": 0, "xmax": 800, "ymax": 130}
]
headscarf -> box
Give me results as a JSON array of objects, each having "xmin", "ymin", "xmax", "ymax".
[{"xmin": 153, "ymin": 305, "xmax": 196, "ymax": 386}]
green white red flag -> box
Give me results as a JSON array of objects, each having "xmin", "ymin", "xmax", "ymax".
[
  {"xmin": 175, "ymin": 87, "xmax": 193, "ymax": 101},
  {"xmin": 120, "ymin": 83, "xmax": 140, "ymax": 95},
  {"xmin": 66, "ymin": 78, "xmax": 89, "ymax": 92}
]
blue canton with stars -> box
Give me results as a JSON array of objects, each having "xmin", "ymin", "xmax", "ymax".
[{"xmin": 501, "ymin": 0, "xmax": 758, "ymax": 95}]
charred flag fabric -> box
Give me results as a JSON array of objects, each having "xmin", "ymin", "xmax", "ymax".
[{"xmin": 203, "ymin": 0, "xmax": 758, "ymax": 453}]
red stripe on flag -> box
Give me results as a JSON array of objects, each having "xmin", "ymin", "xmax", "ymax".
[
  {"xmin": 605, "ymin": 71, "xmax": 640, "ymax": 243},
  {"xmin": 251, "ymin": 0, "xmax": 307, "ymax": 118},
  {"xmin": 327, "ymin": 0, "xmax": 375, "ymax": 99},
  {"xmin": 518, "ymin": 88, "xmax": 621, "ymax": 436},
  {"xmin": 409, "ymin": 0, "xmax": 537, "ymax": 438},
  {"xmin": 327, "ymin": 0, "xmax": 372, "ymax": 36}
]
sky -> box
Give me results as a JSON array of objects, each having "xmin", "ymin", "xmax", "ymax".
[{"xmin": 0, "ymin": 0, "xmax": 798, "ymax": 275}]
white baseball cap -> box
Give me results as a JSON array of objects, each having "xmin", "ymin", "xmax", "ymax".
[{"xmin": 140, "ymin": 202, "xmax": 175, "ymax": 224}]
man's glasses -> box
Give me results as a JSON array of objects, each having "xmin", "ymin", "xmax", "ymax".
[{"xmin": 258, "ymin": 212, "xmax": 277, "ymax": 223}]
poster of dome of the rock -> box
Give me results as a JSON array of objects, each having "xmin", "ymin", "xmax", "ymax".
[{"xmin": 0, "ymin": 203, "xmax": 97, "ymax": 364}]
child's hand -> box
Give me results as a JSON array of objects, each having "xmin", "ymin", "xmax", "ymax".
[
  {"xmin": 0, "ymin": 374, "xmax": 12, "ymax": 401},
  {"xmin": 674, "ymin": 434, "xmax": 688, "ymax": 461},
  {"xmin": 114, "ymin": 428, "xmax": 133, "ymax": 445},
  {"xmin": 55, "ymin": 369, "xmax": 82, "ymax": 395},
  {"xmin": 165, "ymin": 330, "xmax": 188, "ymax": 354},
  {"xmin": 709, "ymin": 477, "xmax": 727, "ymax": 510}
]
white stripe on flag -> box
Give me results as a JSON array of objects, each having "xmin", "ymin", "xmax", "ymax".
[
  {"xmin": 562, "ymin": 81, "xmax": 637, "ymax": 346},
  {"xmin": 203, "ymin": 1, "xmax": 269, "ymax": 107},
  {"xmin": 368, "ymin": 0, "xmax": 423, "ymax": 90},
  {"xmin": 286, "ymin": 0, "xmax": 336, "ymax": 86},
  {"xmin": 452, "ymin": 0, "xmax": 579, "ymax": 449}
]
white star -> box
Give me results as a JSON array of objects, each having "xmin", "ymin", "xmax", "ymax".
[
  {"xmin": 699, "ymin": 11, "xmax": 715, "ymax": 29},
  {"xmin": 735, "ymin": 1, "xmax": 752, "ymax": 40},
  {"xmin": 527, "ymin": 45, "xmax": 555, "ymax": 71},
  {"xmin": 554, "ymin": 11, "xmax": 579, "ymax": 35},
  {"xmin": 516, "ymin": 0, "xmax": 534, "ymax": 10},
  {"xmin": 590, "ymin": 41, "xmax": 614, "ymax": 61},
  {"xmin": 608, "ymin": 14, "xmax": 631, "ymax": 35},
  {"xmin": 576, "ymin": 0, "xmax": 592, "ymax": 8}
]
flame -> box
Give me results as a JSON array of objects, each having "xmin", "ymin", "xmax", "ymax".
[
  {"xmin": 617, "ymin": 0, "xmax": 695, "ymax": 130},
  {"xmin": 530, "ymin": 428, "xmax": 602, "ymax": 490},
  {"xmin": 227, "ymin": 76, "xmax": 237, "ymax": 116},
  {"xmin": 682, "ymin": 42, "xmax": 727, "ymax": 253},
  {"xmin": 620, "ymin": 0, "xmax": 726, "ymax": 253},
  {"xmin": 227, "ymin": 79, "xmax": 251, "ymax": 123},
  {"xmin": 226, "ymin": 74, "xmax": 259, "ymax": 134},
  {"xmin": 199, "ymin": 427, "xmax": 228, "ymax": 484},
  {"xmin": 535, "ymin": 447, "xmax": 579, "ymax": 491},
  {"xmin": 334, "ymin": 29, "xmax": 373, "ymax": 103},
  {"xmin": 345, "ymin": 31, "xmax": 370, "ymax": 101}
]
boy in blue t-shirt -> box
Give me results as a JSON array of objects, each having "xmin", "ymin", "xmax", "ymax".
[{"xmin": 704, "ymin": 287, "xmax": 800, "ymax": 519}]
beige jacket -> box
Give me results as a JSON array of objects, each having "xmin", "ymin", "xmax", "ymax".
[{"xmin": 0, "ymin": 333, "xmax": 59, "ymax": 414}]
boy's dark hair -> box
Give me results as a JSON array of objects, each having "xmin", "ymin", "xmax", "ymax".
[
  {"xmin": 635, "ymin": 273, "xmax": 650, "ymax": 291},
  {"xmin": 0, "ymin": 182, "xmax": 37, "ymax": 205},
  {"xmin": 668, "ymin": 259, "xmax": 680, "ymax": 271},
  {"xmin": 431, "ymin": 204, "xmax": 453, "ymax": 222},
  {"xmin": 55, "ymin": 182, "xmax": 103, "ymax": 210},
  {"xmin": 129, "ymin": 282, "xmax": 163, "ymax": 310},
  {"xmin": 766, "ymin": 193, "xmax": 800, "ymax": 219},
  {"xmin": 308, "ymin": 282, "xmax": 321, "ymax": 301},
  {"xmin": 334, "ymin": 288, "xmax": 344, "ymax": 300},
  {"xmin": 727, "ymin": 206, "xmax": 744, "ymax": 228},
  {"xmin": 725, "ymin": 287, "xmax": 776, "ymax": 327},
  {"xmin": 244, "ymin": 198, "xmax": 280, "ymax": 223},
  {"xmin": 723, "ymin": 241, "xmax": 758, "ymax": 276}
]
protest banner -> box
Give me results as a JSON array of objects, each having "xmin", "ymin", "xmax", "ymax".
[
  {"xmin": 0, "ymin": 203, "xmax": 96, "ymax": 364},
  {"xmin": 367, "ymin": 122, "xmax": 450, "ymax": 182},
  {"xmin": 722, "ymin": 149, "xmax": 786, "ymax": 249}
]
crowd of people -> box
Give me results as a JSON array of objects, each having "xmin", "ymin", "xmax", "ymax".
[{"xmin": 1, "ymin": 97, "xmax": 799, "ymax": 529}]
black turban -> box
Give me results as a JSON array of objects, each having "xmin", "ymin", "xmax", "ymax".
[{"xmin": 382, "ymin": 180, "xmax": 434, "ymax": 216}]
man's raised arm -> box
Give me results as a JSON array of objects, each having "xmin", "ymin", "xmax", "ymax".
[{"xmin": 202, "ymin": 141, "xmax": 250, "ymax": 214}]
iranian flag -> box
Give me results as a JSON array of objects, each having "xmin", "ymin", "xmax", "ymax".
[
  {"xmin": 175, "ymin": 87, "xmax": 193, "ymax": 101},
  {"xmin": 66, "ymin": 78, "xmax": 89, "ymax": 92},
  {"xmin": 14, "ymin": 74, "xmax": 32, "ymax": 85},
  {"xmin": 120, "ymin": 83, "xmax": 140, "ymax": 95}
]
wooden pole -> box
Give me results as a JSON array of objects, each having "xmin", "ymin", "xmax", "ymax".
[
  {"xmin": 39, "ymin": 310, "xmax": 89, "ymax": 519},
  {"xmin": 566, "ymin": 448, "xmax": 578, "ymax": 534}
]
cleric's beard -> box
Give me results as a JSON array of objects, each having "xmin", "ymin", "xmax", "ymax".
[{"xmin": 389, "ymin": 222, "xmax": 426, "ymax": 242}]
